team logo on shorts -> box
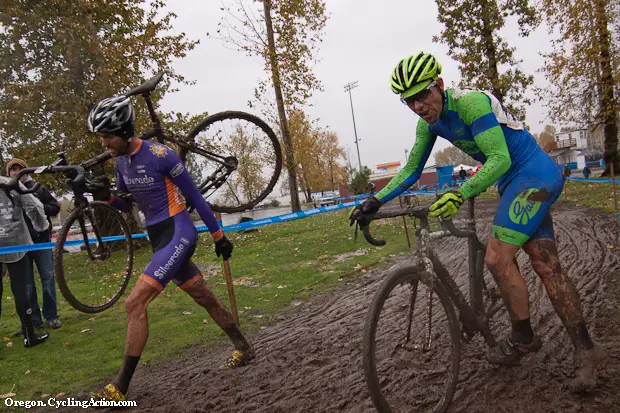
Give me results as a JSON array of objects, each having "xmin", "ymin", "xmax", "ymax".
[
  {"xmin": 150, "ymin": 144, "xmax": 168, "ymax": 158},
  {"xmin": 509, "ymin": 188, "xmax": 542, "ymax": 225}
]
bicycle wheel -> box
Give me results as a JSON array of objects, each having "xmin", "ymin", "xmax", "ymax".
[
  {"xmin": 54, "ymin": 202, "xmax": 133, "ymax": 313},
  {"xmin": 178, "ymin": 111, "xmax": 282, "ymax": 213},
  {"xmin": 363, "ymin": 265, "xmax": 461, "ymax": 413}
]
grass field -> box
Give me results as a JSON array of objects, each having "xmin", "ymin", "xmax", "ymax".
[{"xmin": 0, "ymin": 207, "xmax": 416, "ymax": 401}]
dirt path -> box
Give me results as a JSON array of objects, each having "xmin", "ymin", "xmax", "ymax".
[{"xmin": 73, "ymin": 200, "xmax": 620, "ymax": 412}]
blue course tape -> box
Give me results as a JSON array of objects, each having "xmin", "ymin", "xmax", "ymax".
[
  {"xmin": 0, "ymin": 199, "xmax": 365, "ymax": 256},
  {"xmin": 566, "ymin": 177, "xmax": 620, "ymax": 184}
]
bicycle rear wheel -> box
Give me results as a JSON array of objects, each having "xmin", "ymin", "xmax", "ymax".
[
  {"xmin": 178, "ymin": 111, "xmax": 282, "ymax": 213},
  {"xmin": 363, "ymin": 265, "xmax": 461, "ymax": 413},
  {"xmin": 54, "ymin": 202, "xmax": 133, "ymax": 313}
]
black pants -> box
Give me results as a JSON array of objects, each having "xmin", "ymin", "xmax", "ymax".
[{"xmin": 0, "ymin": 257, "xmax": 34, "ymax": 328}]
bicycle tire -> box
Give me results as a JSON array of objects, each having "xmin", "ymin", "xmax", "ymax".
[
  {"xmin": 178, "ymin": 111, "xmax": 282, "ymax": 213},
  {"xmin": 54, "ymin": 202, "xmax": 133, "ymax": 313},
  {"xmin": 363, "ymin": 265, "xmax": 461, "ymax": 413}
]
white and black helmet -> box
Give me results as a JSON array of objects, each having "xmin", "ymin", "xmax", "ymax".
[{"xmin": 87, "ymin": 96, "xmax": 135, "ymax": 138}]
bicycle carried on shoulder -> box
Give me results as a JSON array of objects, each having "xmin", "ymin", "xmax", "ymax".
[
  {"xmin": 90, "ymin": 71, "xmax": 283, "ymax": 213},
  {"xmin": 357, "ymin": 198, "xmax": 504, "ymax": 413},
  {"xmin": 1, "ymin": 159, "xmax": 134, "ymax": 313}
]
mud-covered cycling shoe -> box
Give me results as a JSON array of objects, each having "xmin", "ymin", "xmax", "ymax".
[
  {"xmin": 568, "ymin": 345, "xmax": 608, "ymax": 393},
  {"xmin": 486, "ymin": 335, "xmax": 542, "ymax": 365},
  {"xmin": 90, "ymin": 383, "xmax": 127, "ymax": 402},
  {"xmin": 219, "ymin": 347, "xmax": 255, "ymax": 369}
]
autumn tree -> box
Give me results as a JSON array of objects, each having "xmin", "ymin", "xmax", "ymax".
[
  {"xmin": 0, "ymin": 0, "xmax": 198, "ymax": 191},
  {"xmin": 433, "ymin": 0, "xmax": 539, "ymax": 119},
  {"xmin": 288, "ymin": 109, "xmax": 346, "ymax": 202},
  {"xmin": 535, "ymin": 124, "xmax": 557, "ymax": 150},
  {"xmin": 434, "ymin": 145, "xmax": 479, "ymax": 166},
  {"xmin": 538, "ymin": 0, "xmax": 619, "ymax": 175},
  {"xmin": 217, "ymin": 0, "xmax": 328, "ymax": 212}
]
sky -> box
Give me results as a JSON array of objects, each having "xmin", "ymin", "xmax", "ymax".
[{"xmin": 158, "ymin": 0, "xmax": 556, "ymax": 172}]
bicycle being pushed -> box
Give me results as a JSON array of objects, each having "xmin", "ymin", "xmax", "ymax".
[
  {"xmin": 356, "ymin": 197, "xmax": 505, "ymax": 413},
  {"xmin": 0, "ymin": 158, "xmax": 134, "ymax": 313}
]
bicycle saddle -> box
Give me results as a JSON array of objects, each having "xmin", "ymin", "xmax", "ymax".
[{"xmin": 125, "ymin": 71, "xmax": 164, "ymax": 97}]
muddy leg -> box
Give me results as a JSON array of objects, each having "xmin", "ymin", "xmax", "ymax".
[
  {"xmin": 523, "ymin": 238, "xmax": 592, "ymax": 350},
  {"xmin": 114, "ymin": 278, "xmax": 161, "ymax": 394},
  {"xmin": 183, "ymin": 275, "xmax": 249, "ymax": 351},
  {"xmin": 523, "ymin": 238, "xmax": 607, "ymax": 392},
  {"xmin": 485, "ymin": 238, "xmax": 534, "ymax": 342}
]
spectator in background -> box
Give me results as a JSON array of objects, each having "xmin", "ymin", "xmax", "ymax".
[
  {"xmin": 367, "ymin": 180, "xmax": 376, "ymax": 194},
  {"xmin": 458, "ymin": 167, "xmax": 467, "ymax": 181},
  {"xmin": 6, "ymin": 159, "xmax": 62, "ymax": 331},
  {"xmin": 582, "ymin": 165, "xmax": 591, "ymax": 179},
  {"xmin": 564, "ymin": 164, "xmax": 572, "ymax": 178},
  {"xmin": 0, "ymin": 174, "xmax": 50, "ymax": 346}
]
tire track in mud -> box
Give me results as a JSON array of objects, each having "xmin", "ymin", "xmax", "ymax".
[{"xmin": 56, "ymin": 200, "xmax": 620, "ymax": 413}]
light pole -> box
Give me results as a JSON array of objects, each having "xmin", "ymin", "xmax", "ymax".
[{"xmin": 344, "ymin": 81, "xmax": 362, "ymax": 172}]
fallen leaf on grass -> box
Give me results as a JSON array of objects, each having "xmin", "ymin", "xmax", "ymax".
[
  {"xmin": 63, "ymin": 342, "xmax": 69, "ymax": 346},
  {"xmin": 3, "ymin": 337, "xmax": 9, "ymax": 341},
  {"xmin": 40, "ymin": 394, "xmax": 49, "ymax": 398},
  {"xmin": 202, "ymin": 319, "xmax": 209, "ymax": 324},
  {"xmin": 88, "ymin": 317, "xmax": 96, "ymax": 321},
  {"xmin": 81, "ymin": 329, "xmax": 90, "ymax": 333},
  {"xmin": 6, "ymin": 342, "xmax": 12, "ymax": 348},
  {"xmin": 0, "ymin": 392, "xmax": 16, "ymax": 399},
  {"xmin": 25, "ymin": 370, "xmax": 30, "ymax": 375},
  {"xmin": 56, "ymin": 392, "xmax": 65, "ymax": 398},
  {"xmin": 5, "ymin": 297, "xmax": 12, "ymax": 301},
  {"xmin": 182, "ymin": 311, "xmax": 192, "ymax": 315}
]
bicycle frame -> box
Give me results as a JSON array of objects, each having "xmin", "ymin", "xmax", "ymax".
[
  {"xmin": 136, "ymin": 80, "xmax": 238, "ymax": 195},
  {"xmin": 363, "ymin": 198, "xmax": 498, "ymax": 348}
]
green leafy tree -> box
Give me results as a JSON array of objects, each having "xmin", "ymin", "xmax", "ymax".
[
  {"xmin": 349, "ymin": 166, "xmax": 373, "ymax": 195},
  {"xmin": 434, "ymin": 145, "xmax": 479, "ymax": 166},
  {"xmin": 538, "ymin": 0, "xmax": 619, "ymax": 175},
  {"xmin": 0, "ymin": 0, "xmax": 198, "ymax": 191},
  {"xmin": 217, "ymin": 0, "xmax": 328, "ymax": 212},
  {"xmin": 433, "ymin": 0, "xmax": 539, "ymax": 119}
]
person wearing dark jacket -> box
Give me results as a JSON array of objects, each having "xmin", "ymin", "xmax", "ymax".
[{"xmin": 6, "ymin": 158, "xmax": 62, "ymax": 330}]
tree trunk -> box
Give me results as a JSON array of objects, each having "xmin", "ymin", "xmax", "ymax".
[
  {"xmin": 594, "ymin": 0, "xmax": 619, "ymax": 176},
  {"xmin": 480, "ymin": 0, "xmax": 503, "ymax": 102},
  {"xmin": 263, "ymin": 0, "xmax": 301, "ymax": 212}
]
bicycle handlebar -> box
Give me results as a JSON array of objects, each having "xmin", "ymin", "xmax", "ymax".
[
  {"xmin": 0, "ymin": 165, "xmax": 87, "ymax": 194},
  {"xmin": 356, "ymin": 204, "xmax": 475, "ymax": 246}
]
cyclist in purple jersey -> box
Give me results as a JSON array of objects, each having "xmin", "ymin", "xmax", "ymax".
[{"xmin": 85, "ymin": 96, "xmax": 254, "ymax": 402}]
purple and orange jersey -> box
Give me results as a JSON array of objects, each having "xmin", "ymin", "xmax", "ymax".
[{"xmin": 107, "ymin": 139, "xmax": 222, "ymax": 238}]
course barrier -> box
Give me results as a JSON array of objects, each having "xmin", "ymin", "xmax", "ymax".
[{"xmin": 0, "ymin": 199, "xmax": 366, "ymax": 256}]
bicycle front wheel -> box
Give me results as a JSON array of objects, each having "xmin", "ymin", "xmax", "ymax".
[
  {"xmin": 178, "ymin": 111, "xmax": 282, "ymax": 213},
  {"xmin": 54, "ymin": 202, "xmax": 133, "ymax": 313},
  {"xmin": 363, "ymin": 265, "xmax": 461, "ymax": 413}
]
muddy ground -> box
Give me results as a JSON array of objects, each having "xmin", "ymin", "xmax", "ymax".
[{"xmin": 64, "ymin": 200, "xmax": 620, "ymax": 412}]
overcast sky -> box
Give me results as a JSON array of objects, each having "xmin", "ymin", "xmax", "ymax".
[{"xmin": 159, "ymin": 0, "xmax": 555, "ymax": 172}]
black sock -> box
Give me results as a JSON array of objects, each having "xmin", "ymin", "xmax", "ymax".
[
  {"xmin": 113, "ymin": 355, "xmax": 140, "ymax": 394},
  {"xmin": 223, "ymin": 326, "xmax": 249, "ymax": 350},
  {"xmin": 511, "ymin": 318, "xmax": 534, "ymax": 344}
]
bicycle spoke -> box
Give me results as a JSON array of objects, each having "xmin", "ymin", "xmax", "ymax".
[{"xmin": 182, "ymin": 112, "xmax": 282, "ymax": 212}]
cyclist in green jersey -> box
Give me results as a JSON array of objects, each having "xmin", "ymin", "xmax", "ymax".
[{"xmin": 351, "ymin": 51, "xmax": 607, "ymax": 392}]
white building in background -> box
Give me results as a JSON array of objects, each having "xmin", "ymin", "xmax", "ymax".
[{"xmin": 548, "ymin": 128, "xmax": 588, "ymax": 169}]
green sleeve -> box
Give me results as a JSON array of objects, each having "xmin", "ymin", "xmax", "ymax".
[
  {"xmin": 375, "ymin": 120, "xmax": 436, "ymax": 204},
  {"xmin": 457, "ymin": 93, "xmax": 512, "ymax": 199}
]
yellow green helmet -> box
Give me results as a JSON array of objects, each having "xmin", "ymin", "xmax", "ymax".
[{"xmin": 390, "ymin": 52, "xmax": 442, "ymax": 99}]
